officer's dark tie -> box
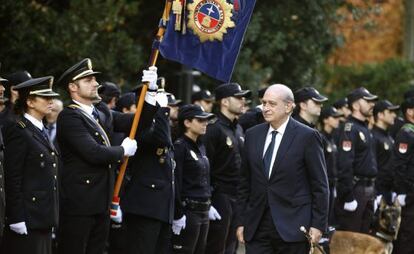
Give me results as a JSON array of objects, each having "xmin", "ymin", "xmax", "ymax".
[
  {"xmin": 92, "ymin": 107, "xmax": 99, "ymax": 121},
  {"xmin": 41, "ymin": 128, "xmax": 51, "ymax": 144},
  {"xmin": 263, "ymin": 130, "xmax": 277, "ymax": 178}
]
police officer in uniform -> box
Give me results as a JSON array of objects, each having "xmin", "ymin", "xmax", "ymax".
[
  {"xmin": 121, "ymin": 67, "xmax": 176, "ymax": 254},
  {"xmin": 56, "ymin": 58, "xmax": 137, "ymax": 254},
  {"xmin": 293, "ymin": 87, "xmax": 328, "ymax": 128},
  {"xmin": 371, "ymin": 100, "xmax": 399, "ymax": 205},
  {"xmin": 2, "ymin": 76, "xmax": 60, "ymax": 254},
  {"xmin": 203, "ymin": 83, "xmax": 250, "ymax": 254},
  {"xmin": 391, "ymin": 98, "xmax": 414, "ymax": 254},
  {"xmin": 192, "ymin": 90, "xmax": 214, "ymax": 113},
  {"xmin": 335, "ymin": 87, "xmax": 378, "ymax": 233},
  {"xmin": 171, "ymin": 104, "xmax": 215, "ymax": 253},
  {"xmin": 238, "ymin": 87, "xmax": 267, "ymax": 132},
  {"xmin": 319, "ymin": 107, "xmax": 343, "ymax": 224},
  {"xmin": 0, "ymin": 72, "xmax": 7, "ymax": 244}
]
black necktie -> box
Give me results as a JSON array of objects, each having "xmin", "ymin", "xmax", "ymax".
[
  {"xmin": 263, "ymin": 130, "xmax": 277, "ymax": 178},
  {"xmin": 41, "ymin": 128, "xmax": 51, "ymax": 143},
  {"xmin": 92, "ymin": 107, "xmax": 99, "ymax": 121}
]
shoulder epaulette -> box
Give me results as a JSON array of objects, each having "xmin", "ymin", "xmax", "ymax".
[
  {"xmin": 17, "ymin": 120, "xmax": 26, "ymax": 129},
  {"xmin": 344, "ymin": 122, "xmax": 353, "ymax": 132},
  {"xmin": 402, "ymin": 123, "xmax": 414, "ymax": 133},
  {"xmin": 67, "ymin": 104, "xmax": 80, "ymax": 110},
  {"xmin": 210, "ymin": 118, "xmax": 218, "ymax": 124}
]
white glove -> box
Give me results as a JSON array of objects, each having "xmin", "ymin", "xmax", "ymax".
[
  {"xmin": 343, "ymin": 200, "xmax": 358, "ymax": 212},
  {"xmin": 374, "ymin": 195, "xmax": 382, "ymax": 213},
  {"xmin": 172, "ymin": 215, "xmax": 186, "ymax": 235},
  {"xmin": 155, "ymin": 92, "xmax": 169, "ymax": 107},
  {"xmin": 10, "ymin": 221, "xmax": 28, "ymax": 235},
  {"xmin": 110, "ymin": 207, "xmax": 122, "ymax": 224},
  {"xmin": 121, "ymin": 137, "xmax": 137, "ymax": 157},
  {"xmin": 208, "ymin": 206, "xmax": 222, "ymax": 220},
  {"xmin": 141, "ymin": 66, "xmax": 158, "ymax": 91},
  {"xmin": 397, "ymin": 194, "xmax": 406, "ymax": 207}
]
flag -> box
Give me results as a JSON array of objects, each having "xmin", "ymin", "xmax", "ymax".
[{"xmin": 159, "ymin": 0, "xmax": 256, "ymax": 82}]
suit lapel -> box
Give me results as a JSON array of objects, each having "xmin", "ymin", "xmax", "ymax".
[
  {"xmin": 23, "ymin": 118, "xmax": 55, "ymax": 152},
  {"xmin": 269, "ymin": 118, "xmax": 298, "ymax": 179}
]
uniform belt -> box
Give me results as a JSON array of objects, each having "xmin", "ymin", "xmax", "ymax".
[
  {"xmin": 183, "ymin": 198, "xmax": 211, "ymax": 211},
  {"xmin": 353, "ymin": 176, "xmax": 375, "ymax": 186}
]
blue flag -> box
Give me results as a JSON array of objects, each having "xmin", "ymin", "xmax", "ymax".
[{"xmin": 159, "ymin": 0, "xmax": 256, "ymax": 82}]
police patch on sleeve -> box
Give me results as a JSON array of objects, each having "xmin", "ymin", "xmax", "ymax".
[
  {"xmin": 399, "ymin": 143, "xmax": 408, "ymax": 154},
  {"xmin": 359, "ymin": 132, "xmax": 366, "ymax": 142},
  {"xmin": 342, "ymin": 141, "xmax": 352, "ymax": 152}
]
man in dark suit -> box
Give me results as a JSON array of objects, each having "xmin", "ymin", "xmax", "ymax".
[
  {"xmin": 56, "ymin": 58, "xmax": 137, "ymax": 254},
  {"xmin": 236, "ymin": 84, "xmax": 329, "ymax": 254}
]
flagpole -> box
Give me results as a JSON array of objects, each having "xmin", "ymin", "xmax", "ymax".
[{"xmin": 111, "ymin": 0, "xmax": 173, "ymax": 215}]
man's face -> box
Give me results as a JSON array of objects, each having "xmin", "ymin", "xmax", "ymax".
[
  {"xmin": 72, "ymin": 76, "xmax": 99, "ymax": 101},
  {"xmin": 262, "ymin": 92, "xmax": 291, "ymax": 124},
  {"xmin": 46, "ymin": 99, "xmax": 63, "ymax": 124},
  {"xmin": 358, "ymin": 99, "xmax": 375, "ymax": 117},
  {"xmin": 198, "ymin": 100, "xmax": 213, "ymax": 113},
  {"xmin": 226, "ymin": 96, "xmax": 245, "ymax": 116},
  {"xmin": 168, "ymin": 105, "xmax": 179, "ymax": 121},
  {"xmin": 0, "ymin": 83, "xmax": 5, "ymax": 103},
  {"xmin": 302, "ymin": 99, "xmax": 323, "ymax": 117}
]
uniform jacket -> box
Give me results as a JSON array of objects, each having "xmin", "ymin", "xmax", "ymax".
[
  {"xmin": 237, "ymin": 118, "xmax": 329, "ymax": 242},
  {"xmin": 121, "ymin": 104, "xmax": 175, "ymax": 224},
  {"xmin": 4, "ymin": 117, "xmax": 59, "ymax": 229},
  {"xmin": 57, "ymin": 102, "xmax": 125, "ymax": 215}
]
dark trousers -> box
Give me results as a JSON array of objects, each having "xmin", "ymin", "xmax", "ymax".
[
  {"xmin": 205, "ymin": 192, "xmax": 238, "ymax": 254},
  {"xmin": 108, "ymin": 221, "xmax": 126, "ymax": 254},
  {"xmin": 2, "ymin": 227, "xmax": 52, "ymax": 254},
  {"xmin": 124, "ymin": 213, "xmax": 171, "ymax": 254},
  {"xmin": 335, "ymin": 184, "xmax": 374, "ymax": 233},
  {"xmin": 245, "ymin": 208, "xmax": 309, "ymax": 254},
  {"xmin": 172, "ymin": 209, "xmax": 209, "ymax": 254},
  {"xmin": 58, "ymin": 213, "xmax": 110, "ymax": 254},
  {"xmin": 393, "ymin": 194, "xmax": 414, "ymax": 254}
]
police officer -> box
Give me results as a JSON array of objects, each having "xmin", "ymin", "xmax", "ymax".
[
  {"xmin": 335, "ymin": 87, "xmax": 378, "ymax": 233},
  {"xmin": 203, "ymin": 83, "xmax": 250, "ymax": 254},
  {"xmin": 98, "ymin": 81, "xmax": 121, "ymax": 110},
  {"xmin": 121, "ymin": 67, "xmax": 176, "ymax": 254},
  {"xmin": 319, "ymin": 107, "xmax": 343, "ymax": 224},
  {"xmin": 371, "ymin": 100, "xmax": 399, "ymax": 205},
  {"xmin": 238, "ymin": 87, "xmax": 267, "ymax": 132},
  {"xmin": 2, "ymin": 76, "xmax": 60, "ymax": 254},
  {"xmin": 293, "ymin": 87, "xmax": 328, "ymax": 128},
  {"xmin": 56, "ymin": 58, "xmax": 137, "ymax": 254},
  {"xmin": 0, "ymin": 70, "xmax": 32, "ymax": 125},
  {"xmin": 171, "ymin": 104, "xmax": 215, "ymax": 253},
  {"xmin": 192, "ymin": 89, "xmax": 214, "ymax": 113},
  {"xmin": 390, "ymin": 98, "xmax": 414, "ymax": 254},
  {"xmin": 389, "ymin": 89, "xmax": 414, "ymax": 139},
  {"xmin": 167, "ymin": 92, "xmax": 182, "ymax": 142},
  {"xmin": 0, "ymin": 72, "xmax": 6, "ymax": 244}
]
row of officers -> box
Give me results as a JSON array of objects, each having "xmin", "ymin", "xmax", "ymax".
[{"xmin": 0, "ymin": 57, "xmax": 413, "ymax": 254}]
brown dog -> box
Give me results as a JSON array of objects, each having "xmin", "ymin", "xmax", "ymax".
[{"xmin": 314, "ymin": 197, "xmax": 401, "ymax": 254}]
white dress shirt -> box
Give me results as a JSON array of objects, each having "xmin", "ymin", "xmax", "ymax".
[
  {"xmin": 73, "ymin": 99, "xmax": 95, "ymax": 118},
  {"xmin": 263, "ymin": 117, "xmax": 289, "ymax": 178},
  {"xmin": 24, "ymin": 113, "xmax": 45, "ymax": 131}
]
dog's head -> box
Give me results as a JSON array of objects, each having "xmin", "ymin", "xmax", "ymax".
[{"xmin": 376, "ymin": 197, "xmax": 401, "ymax": 241}]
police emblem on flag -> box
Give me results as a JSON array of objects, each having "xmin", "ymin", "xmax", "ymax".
[{"xmin": 187, "ymin": 0, "xmax": 235, "ymax": 42}]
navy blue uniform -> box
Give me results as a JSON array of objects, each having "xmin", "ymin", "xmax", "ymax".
[
  {"xmin": 202, "ymin": 112, "xmax": 244, "ymax": 254},
  {"xmin": 3, "ymin": 118, "xmax": 59, "ymax": 254},
  {"xmin": 371, "ymin": 126, "xmax": 394, "ymax": 203},
  {"xmin": 391, "ymin": 122, "xmax": 414, "ymax": 254},
  {"xmin": 335, "ymin": 116, "xmax": 377, "ymax": 233},
  {"xmin": 121, "ymin": 104, "xmax": 175, "ymax": 254},
  {"xmin": 172, "ymin": 135, "xmax": 211, "ymax": 254}
]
